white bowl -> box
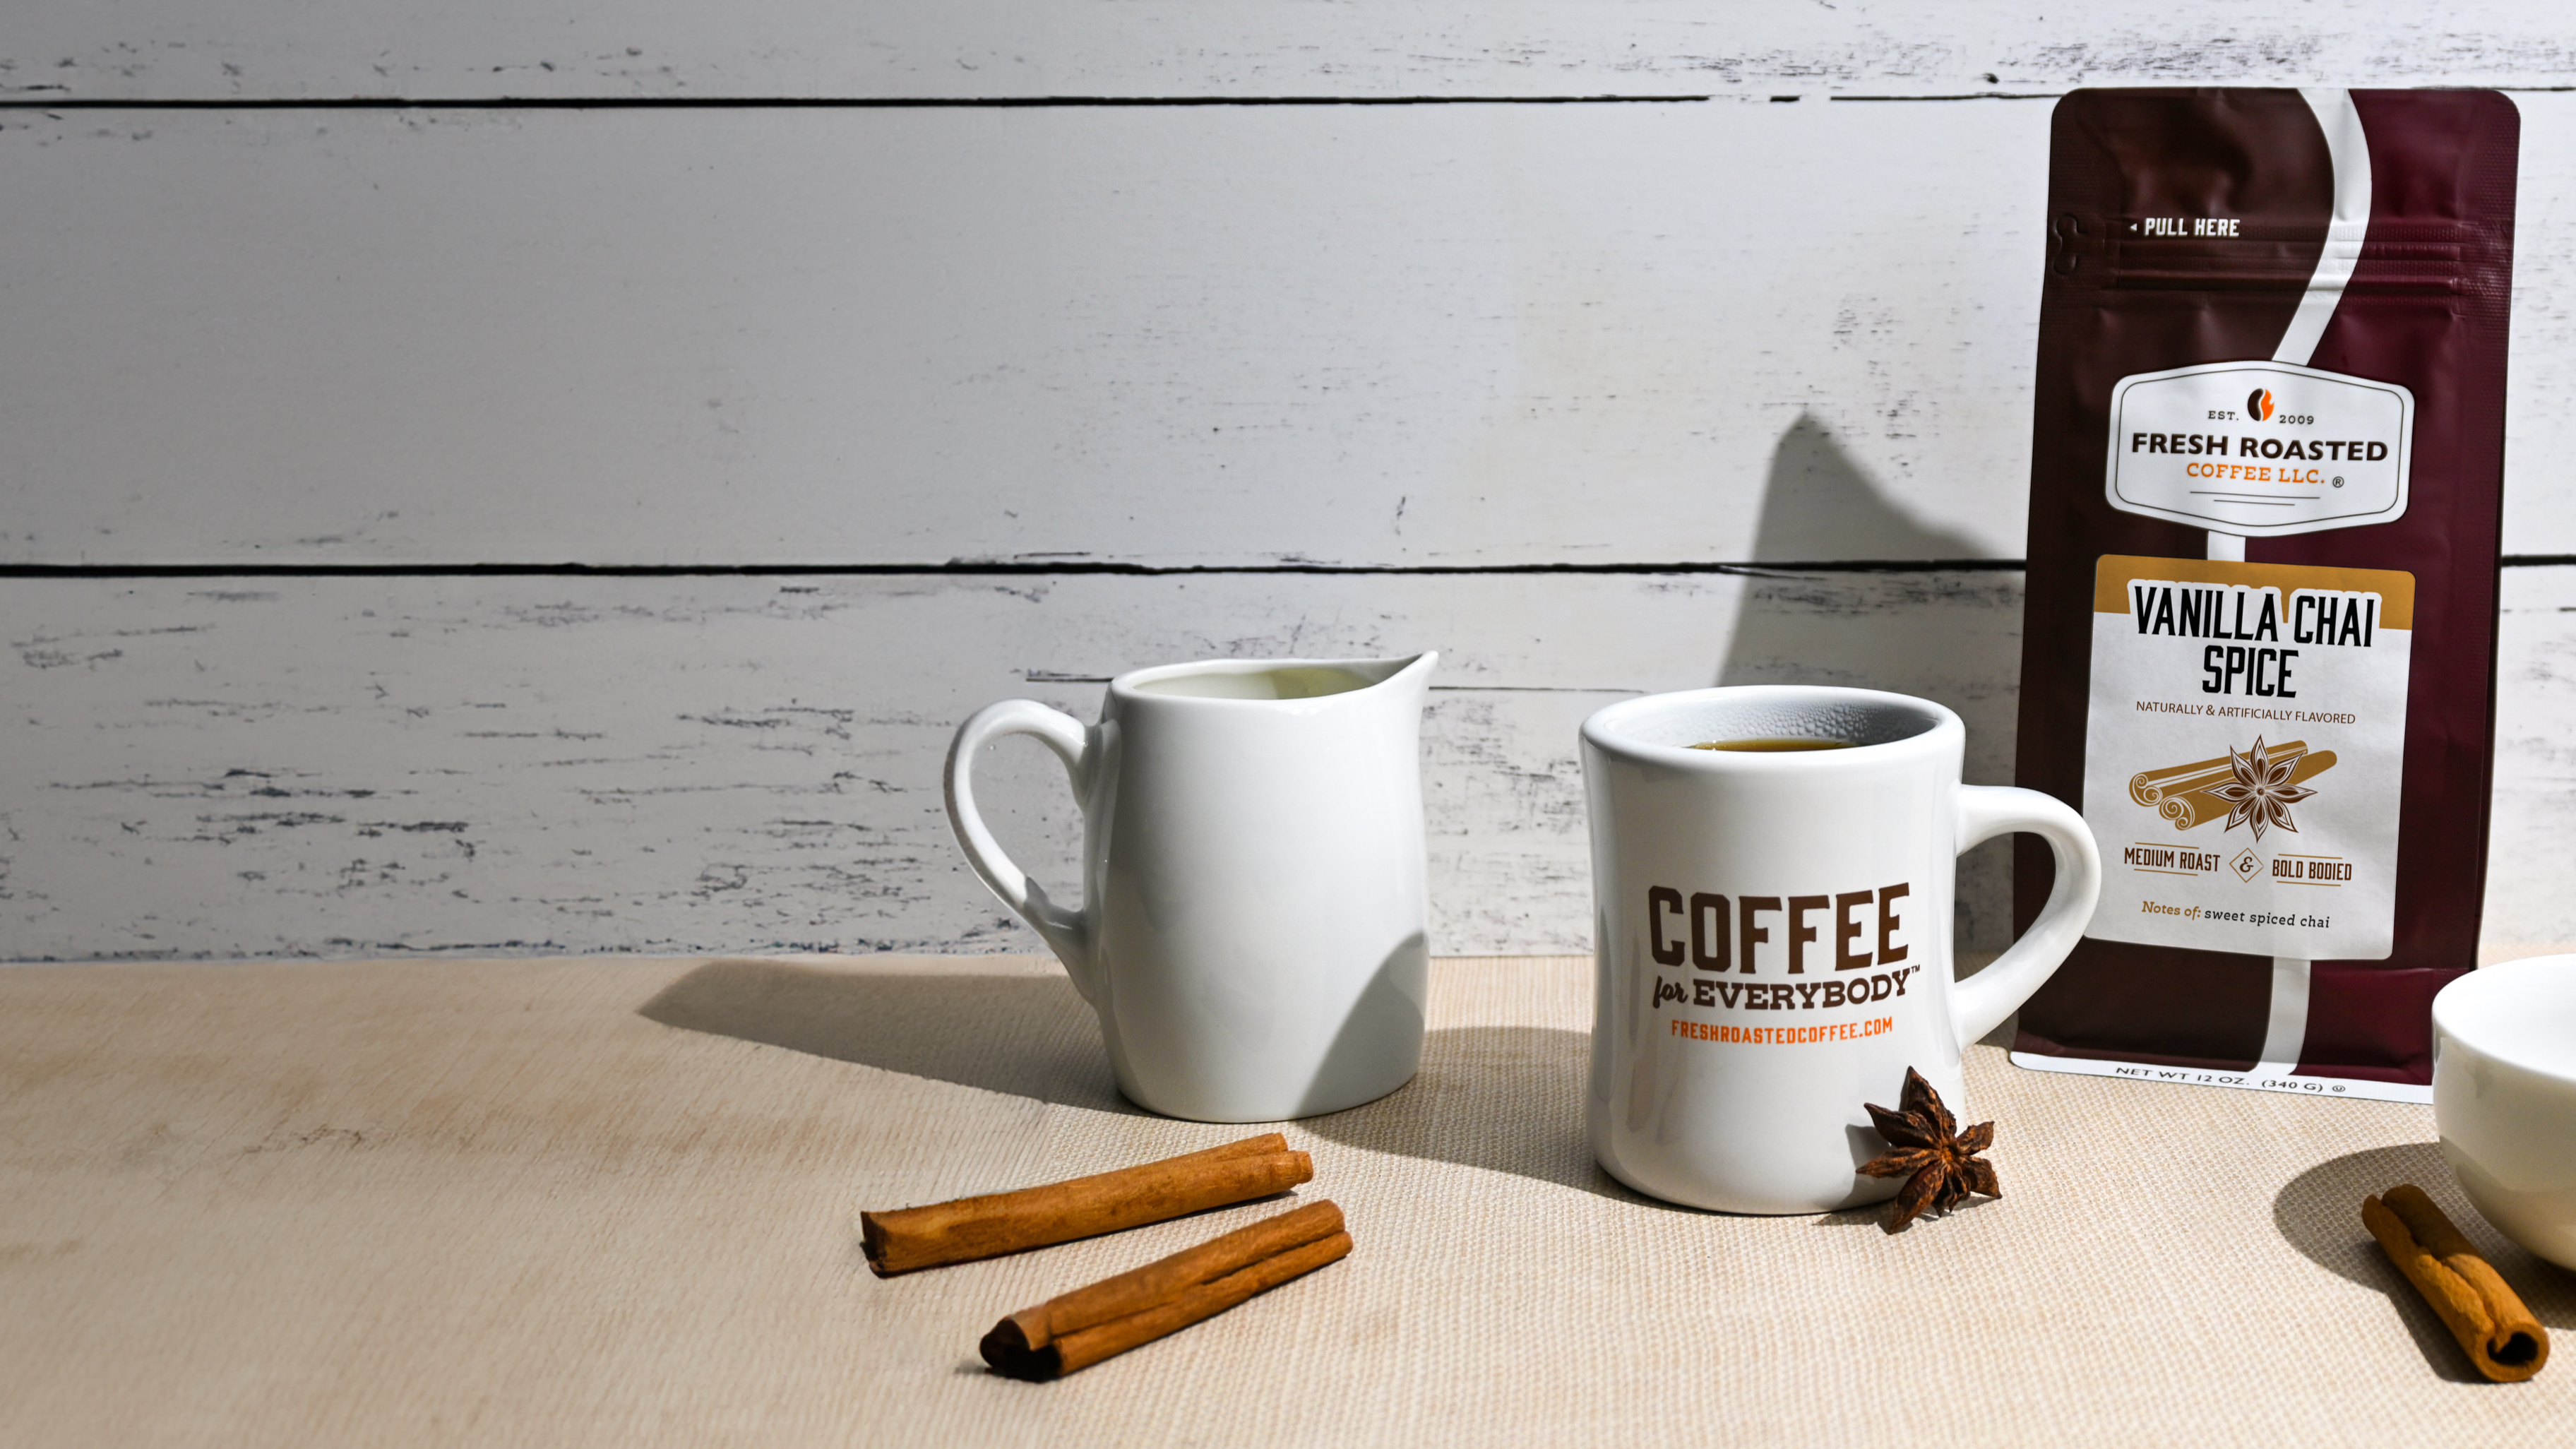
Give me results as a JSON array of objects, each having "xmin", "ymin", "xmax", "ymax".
[{"xmin": 2433, "ymin": 954, "xmax": 2576, "ymax": 1270}]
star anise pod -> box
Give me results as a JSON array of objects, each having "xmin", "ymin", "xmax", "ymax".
[
  {"xmin": 2206, "ymin": 734, "xmax": 2315, "ymax": 842},
  {"xmin": 1859, "ymin": 1067, "xmax": 1999, "ymax": 1233}
]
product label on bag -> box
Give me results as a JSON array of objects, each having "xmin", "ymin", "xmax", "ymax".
[
  {"xmin": 2104, "ymin": 360, "xmax": 2415, "ymax": 536},
  {"xmin": 2080, "ymin": 554, "xmax": 2413, "ymax": 960}
]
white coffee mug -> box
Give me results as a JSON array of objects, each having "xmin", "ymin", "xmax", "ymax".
[
  {"xmin": 1582, "ymin": 685, "xmax": 2102, "ymax": 1213},
  {"xmin": 946, "ymin": 654, "xmax": 1437, "ymax": 1122}
]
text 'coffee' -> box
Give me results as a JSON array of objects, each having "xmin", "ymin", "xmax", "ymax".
[{"xmin": 1645, "ymin": 883, "xmax": 1910, "ymax": 974}]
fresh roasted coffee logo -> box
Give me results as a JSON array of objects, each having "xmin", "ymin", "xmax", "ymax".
[{"xmin": 2103, "ymin": 359, "xmax": 2414, "ymax": 536}]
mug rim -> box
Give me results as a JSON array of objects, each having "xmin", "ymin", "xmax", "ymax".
[
  {"xmin": 1109, "ymin": 652, "xmax": 1435, "ymax": 705},
  {"xmin": 2435, "ymin": 953, "xmax": 2576, "ymax": 1090},
  {"xmin": 1581, "ymin": 684, "xmax": 1964, "ymax": 768}
]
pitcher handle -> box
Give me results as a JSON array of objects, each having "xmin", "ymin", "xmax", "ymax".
[
  {"xmin": 1949, "ymin": 785, "xmax": 2102, "ymax": 1051},
  {"xmin": 943, "ymin": 699, "xmax": 1102, "ymax": 1001}
]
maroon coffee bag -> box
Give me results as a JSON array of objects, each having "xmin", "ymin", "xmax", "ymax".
[{"xmin": 2012, "ymin": 89, "xmax": 2517, "ymax": 1102}]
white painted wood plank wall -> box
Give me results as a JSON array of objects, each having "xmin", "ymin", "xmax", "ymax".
[
  {"xmin": 11, "ymin": 2, "xmax": 2576, "ymax": 100},
  {"xmin": 16, "ymin": 565, "xmax": 2576, "ymax": 960},
  {"xmin": 8, "ymin": 97, "xmax": 2576, "ymax": 566},
  {"xmin": 0, "ymin": 568, "xmax": 2135, "ymax": 960},
  {"xmin": 6, "ymin": 2, "xmax": 2574, "ymax": 962}
]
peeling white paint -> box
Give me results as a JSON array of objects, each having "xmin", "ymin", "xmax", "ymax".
[{"xmin": 1, "ymin": 571, "xmax": 2044, "ymax": 960}]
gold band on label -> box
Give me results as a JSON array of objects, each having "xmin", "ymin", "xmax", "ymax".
[{"xmin": 2089, "ymin": 554, "xmax": 2416, "ymax": 630}]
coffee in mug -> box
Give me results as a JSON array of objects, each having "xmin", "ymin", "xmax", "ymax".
[{"xmin": 1582, "ymin": 685, "xmax": 2102, "ymax": 1213}]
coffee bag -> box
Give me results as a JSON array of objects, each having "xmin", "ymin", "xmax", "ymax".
[{"xmin": 2012, "ymin": 89, "xmax": 2517, "ymax": 1101}]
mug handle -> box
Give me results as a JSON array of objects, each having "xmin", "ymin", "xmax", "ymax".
[
  {"xmin": 1949, "ymin": 785, "xmax": 2102, "ymax": 1051},
  {"xmin": 943, "ymin": 699, "xmax": 1104, "ymax": 1002}
]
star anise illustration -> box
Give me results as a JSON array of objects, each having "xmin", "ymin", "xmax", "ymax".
[
  {"xmin": 1859, "ymin": 1068, "xmax": 1999, "ymax": 1233},
  {"xmin": 2206, "ymin": 735, "xmax": 2315, "ymax": 842}
]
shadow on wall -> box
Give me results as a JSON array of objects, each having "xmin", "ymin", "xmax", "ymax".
[
  {"xmin": 1717, "ymin": 414, "xmax": 2025, "ymax": 951},
  {"xmin": 1718, "ymin": 412, "xmax": 1997, "ymax": 694},
  {"xmin": 1733, "ymin": 412, "xmax": 1990, "ymax": 571}
]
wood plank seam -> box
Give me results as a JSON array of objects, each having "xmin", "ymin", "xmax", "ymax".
[
  {"xmin": 9, "ymin": 93, "xmax": 2576, "ymax": 110},
  {"xmin": 12, "ymin": 559, "xmax": 2576, "ymax": 578}
]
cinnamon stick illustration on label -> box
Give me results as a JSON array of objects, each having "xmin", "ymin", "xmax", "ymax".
[
  {"xmin": 2122, "ymin": 737, "xmax": 2349, "ymax": 830},
  {"xmin": 2128, "ymin": 738, "xmax": 2337, "ymax": 833}
]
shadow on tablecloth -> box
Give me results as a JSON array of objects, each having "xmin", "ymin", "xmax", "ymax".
[
  {"xmin": 2273, "ymin": 1143, "xmax": 2576, "ymax": 1382},
  {"xmin": 1301, "ymin": 1025, "xmax": 1678, "ymax": 1209},
  {"xmin": 638, "ymin": 958, "xmax": 1140, "ymax": 1116},
  {"xmin": 638, "ymin": 960, "xmax": 1678, "ymax": 1204}
]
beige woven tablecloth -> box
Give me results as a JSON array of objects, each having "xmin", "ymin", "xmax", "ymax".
[{"xmin": 2, "ymin": 951, "xmax": 2570, "ymax": 1447}]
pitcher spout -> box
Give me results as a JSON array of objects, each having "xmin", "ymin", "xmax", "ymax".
[
  {"xmin": 1111, "ymin": 652, "xmax": 1436, "ymax": 705},
  {"xmin": 1359, "ymin": 651, "xmax": 1438, "ymax": 695}
]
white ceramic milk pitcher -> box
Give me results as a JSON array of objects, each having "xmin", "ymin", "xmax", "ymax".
[{"xmin": 945, "ymin": 654, "xmax": 1438, "ymax": 1122}]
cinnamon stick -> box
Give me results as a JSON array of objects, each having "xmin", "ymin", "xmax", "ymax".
[
  {"xmin": 981, "ymin": 1200, "xmax": 1351, "ymax": 1381},
  {"xmin": 859, "ymin": 1134, "xmax": 1311, "ymax": 1277},
  {"xmin": 2363, "ymin": 1183, "xmax": 2550, "ymax": 1382}
]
